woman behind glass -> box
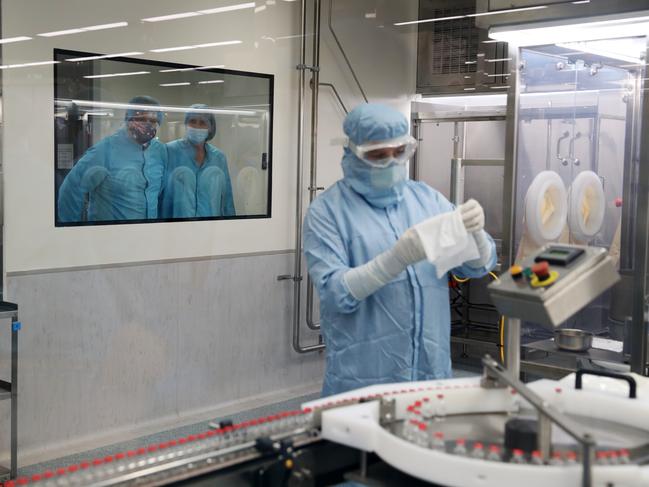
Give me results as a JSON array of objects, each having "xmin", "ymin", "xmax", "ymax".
[{"xmin": 162, "ymin": 104, "xmax": 235, "ymax": 218}]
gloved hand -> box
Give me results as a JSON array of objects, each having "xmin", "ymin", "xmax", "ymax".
[
  {"xmin": 459, "ymin": 199, "xmax": 485, "ymax": 233},
  {"xmin": 466, "ymin": 230, "xmax": 494, "ymax": 269},
  {"xmin": 343, "ymin": 227, "xmax": 425, "ymax": 300}
]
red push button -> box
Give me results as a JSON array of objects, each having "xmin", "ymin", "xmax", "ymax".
[{"xmin": 531, "ymin": 261, "xmax": 550, "ymax": 280}]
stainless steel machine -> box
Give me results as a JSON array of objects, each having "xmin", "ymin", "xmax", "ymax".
[
  {"xmin": 15, "ymin": 243, "xmax": 642, "ymax": 487},
  {"xmin": 413, "ymin": 0, "xmax": 649, "ymax": 377}
]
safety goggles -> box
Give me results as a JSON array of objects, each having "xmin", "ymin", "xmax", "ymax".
[{"xmin": 347, "ymin": 134, "xmax": 417, "ymax": 168}]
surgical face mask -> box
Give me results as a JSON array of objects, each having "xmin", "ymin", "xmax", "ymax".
[
  {"xmin": 370, "ymin": 163, "xmax": 407, "ymax": 189},
  {"xmin": 129, "ymin": 120, "xmax": 157, "ymax": 145},
  {"xmin": 186, "ymin": 127, "xmax": 209, "ymax": 145}
]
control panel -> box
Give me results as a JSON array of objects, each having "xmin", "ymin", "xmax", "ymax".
[{"xmin": 487, "ymin": 245, "xmax": 619, "ymax": 327}]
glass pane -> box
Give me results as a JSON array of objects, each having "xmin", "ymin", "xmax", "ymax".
[
  {"xmin": 54, "ymin": 49, "xmax": 272, "ymax": 225},
  {"xmin": 513, "ymin": 36, "xmax": 646, "ymax": 337}
]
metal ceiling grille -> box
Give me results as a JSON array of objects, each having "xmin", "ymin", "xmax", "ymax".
[
  {"xmin": 429, "ymin": 8, "xmax": 478, "ymax": 75},
  {"xmin": 417, "ymin": 0, "xmax": 510, "ymax": 94}
]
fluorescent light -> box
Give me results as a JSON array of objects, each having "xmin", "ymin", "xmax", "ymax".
[
  {"xmin": 160, "ymin": 82, "xmax": 191, "ymax": 87},
  {"xmin": 482, "ymin": 39, "xmax": 500, "ymax": 44},
  {"xmin": 394, "ymin": 15, "xmax": 463, "ymax": 27},
  {"xmin": 463, "ymin": 87, "xmax": 476, "ymax": 91},
  {"xmin": 198, "ymin": 80, "xmax": 225, "ymax": 84},
  {"xmin": 150, "ymin": 40, "xmax": 241, "ymax": 53},
  {"xmin": 38, "ymin": 21, "xmax": 127, "ymax": 37},
  {"xmin": 490, "ymin": 85, "xmax": 510, "ymax": 89},
  {"xmin": 84, "ymin": 22, "xmax": 129, "ymax": 31},
  {"xmin": 67, "ymin": 52, "xmax": 144, "ymax": 62},
  {"xmin": 486, "ymin": 73, "xmax": 509, "ymax": 77},
  {"xmin": 199, "ymin": 3, "xmax": 256, "ymax": 15},
  {"xmin": 572, "ymin": 0, "xmax": 590, "ymax": 4},
  {"xmin": 465, "ymin": 61, "xmax": 477, "ymax": 65},
  {"xmin": 467, "ymin": 6, "xmax": 547, "ymax": 17},
  {"xmin": 84, "ymin": 71, "xmax": 150, "ymax": 79},
  {"xmin": 489, "ymin": 13, "xmax": 649, "ymax": 46},
  {"xmin": 486, "ymin": 58, "xmax": 512, "ymax": 63},
  {"xmin": 38, "ymin": 28, "xmax": 85, "ymax": 37},
  {"xmin": 0, "ymin": 60, "xmax": 60, "ymax": 70},
  {"xmin": 0, "ymin": 36, "xmax": 32, "ymax": 44},
  {"xmin": 142, "ymin": 12, "xmax": 201, "ymax": 22},
  {"xmin": 159, "ymin": 65, "xmax": 225, "ymax": 73},
  {"xmin": 142, "ymin": 3, "xmax": 255, "ymax": 22},
  {"xmin": 58, "ymin": 98, "xmax": 257, "ymax": 116}
]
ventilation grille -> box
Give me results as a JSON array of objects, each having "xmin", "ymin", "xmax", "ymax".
[
  {"xmin": 417, "ymin": 0, "xmax": 509, "ymax": 94},
  {"xmin": 428, "ymin": 7, "xmax": 478, "ymax": 75}
]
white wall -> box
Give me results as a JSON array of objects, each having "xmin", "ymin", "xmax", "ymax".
[
  {"xmin": 1, "ymin": 0, "xmax": 419, "ymax": 465},
  {"xmin": 3, "ymin": 0, "xmax": 303, "ymax": 273}
]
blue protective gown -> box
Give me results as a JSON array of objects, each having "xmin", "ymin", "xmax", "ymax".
[
  {"xmin": 304, "ymin": 178, "xmax": 497, "ymax": 397},
  {"xmin": 57, "ymin": 128, "xmax": 167, "ymax": 222},
  {"xmin": 161, "ymin": 139, "xmax": 235, "ymax": 218}
]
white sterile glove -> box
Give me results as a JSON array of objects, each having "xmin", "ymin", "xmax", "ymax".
[
  {"xmin": 466, "ymin": 230, "xmax": 493, "ymax": 269},
  {"xmin": 459, "ymin": 199, "xmax": 485, "ymax": 233},
  {"xmin": 343, "ymin": 227, "xmax": 426, "ymax": 300}
]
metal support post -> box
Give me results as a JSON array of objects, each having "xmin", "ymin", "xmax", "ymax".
[{"xmin": 505, "ymin": 317, "xmax": 521, "ymax": 380}]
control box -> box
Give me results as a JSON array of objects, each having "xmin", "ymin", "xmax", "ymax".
[{"xmin": 487, "ymin": 244, "xmax": 620, "ymax": 327}]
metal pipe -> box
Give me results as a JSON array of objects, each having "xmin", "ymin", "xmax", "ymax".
[
  {"xmin": 291, "ymin": 0, "xmax": 324, "ymax": 353},
  {"xmin": 319, "ymin": 82, "xmax": 348, "ymax": 114},
  {"xmin": 630, "ymin": 40, "xmax": 649, "ymax": 375},
  {"xmin": 537, "ymin": 413, "xmax": 552, "ymax": 461},
  {"xmin": 328, "ymin": 0, "xmax": 368, "ymax": 103},
  {"xmin": 505, "ymin": 317, "xmax": 521, "ymax": 379},
  {"xmin": 450, "ymin": 158, "xmax": 464, "ymax": 206},
  {"xmin": 11, "ymin": 315, "xmax": 17, "ymax": 478},
  {"xmin": 501, "ymin": 48, "xmax": 521, "ymax": 271},
  {"xmin": 410, "ymin": 118, "xmax": 420, "ymax": 181},
  {"xmin": 304, "ymin": 0, "xmax": 324, "ymax": 332}
]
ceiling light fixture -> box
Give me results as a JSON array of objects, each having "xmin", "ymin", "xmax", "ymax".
[
  {"xmin": 84, "ymin": 71, "xmax": 150, "ymax": 79},
  {"xmin": 150, "ymin": 40, "xmax": 241, "ymax": 53},
  {"xmin": 39, "ymin": 21, "xmax": 128, "ymax": 37}
]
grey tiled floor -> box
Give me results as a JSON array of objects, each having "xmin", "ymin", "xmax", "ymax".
[{"xmin": 20, "ymin": 366, "xmax": 480, "ymax": 478}]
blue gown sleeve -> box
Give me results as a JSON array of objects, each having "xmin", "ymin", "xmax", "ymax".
[
  {"xmin": 303, "ymin": 202, "xmax": 361, "ymax": 314},
  {"xmin": 57, "ymin": 144, "xmax": 102, "ymax": 223},
  {"xmin": 219, "ymin": 153, "xmax": 236, "ymax": 216}
]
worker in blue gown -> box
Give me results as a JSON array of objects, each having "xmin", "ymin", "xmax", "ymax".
[
  {"xmin": 57, "ymin": 95, "xmax": 168, "ymax": 223},
  {"xmin": 303, "ymin": 103, "xmax": 497, "ymax": 397},
  {"xmin": 161, "ymin": 104, "xmax": 235, "ymax": 218}
]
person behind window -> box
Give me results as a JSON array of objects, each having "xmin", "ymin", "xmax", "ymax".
[
  {"xmin": 57, "ymin": 95, "xmax": 167, "ymax": 223},
  {"xmin": 161, "ymin": 104, "xmax": 235, "ymax": 218}
]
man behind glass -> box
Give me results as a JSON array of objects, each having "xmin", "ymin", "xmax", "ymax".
[{"xmin": 57, "ymin": 95, "xmax": 168, "ymax": 223}]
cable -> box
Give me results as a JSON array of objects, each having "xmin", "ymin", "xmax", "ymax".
[
  {"xmin": 499, "ymin": 315, "xmax": 505, "ymax": 363},
  {"xmin": 451, "ymin": 270, "xmax": 505, "ymax": 362},
  {"xmin": 487, "ymin": 271, "xmax": 506, "ymax": 363}
]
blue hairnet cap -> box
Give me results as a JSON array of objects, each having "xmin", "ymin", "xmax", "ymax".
[
  {"xmin": 343, "ymin": 103, "xmax": 409, "ymax": 146},
  {"xmin": 185, "ymin": 103, "xmax": 216, "ymax": 141},
  {"xmin": 125, "ymin": 95, "xmax": 164, "ymax": 124}
]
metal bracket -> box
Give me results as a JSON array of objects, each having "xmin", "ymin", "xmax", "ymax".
[
  {"xmin": 277, "ymin": 275, "xmax": 303, "ymax": 282},
  {"xmin": 296, "ymin": 64, "xmax": 320, "ymax": 72},
  {"xmin": 308, "ymin": 186, "xmax": 325, "ymax": 192},
  {"xmin": 378, "ymin": 398, "xmax": 396, "ymax": 426}
]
